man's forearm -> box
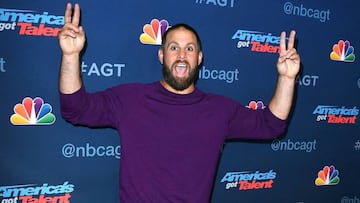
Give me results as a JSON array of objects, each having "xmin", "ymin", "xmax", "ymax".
[
  {"xmin": 59, "ymin": 54, "xmax": 82, "ymax": 94},
  {"xmin": 268, "ymin": 75, "xmax": 296, "ymax": 120}
]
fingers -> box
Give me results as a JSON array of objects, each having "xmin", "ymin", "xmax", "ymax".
[
  {"xmin": 283, "ymin": 48, "xmax": 297, "ymax": 57},
  {"xmin": 276, "ymin": 30, "xmax": 300, "ymax": 78},
  {"xmin": 59, "ymin": 24, "xmax": 84, "ymax": 39},
  {"xmin": 287, "ymin": 30, "xmax": 296, "ymax": 50},
  {"xmin": 60, "ymin": 3, "xmax": 83, "ymax": 38},
  {"xmin": 64, "ymin": 3, "xmax": 81, "ymax": 26},
  {"xmin": 72, "ymin": 3, "xmax": 81, "ymax": 27},
  {"xmin": 279, "ymin": 30, "xmax": 297, "ymax": 55},
  {"xmin": 279, "ymin": 31, "xmax": 286, "ymax": 54},
  {"xmin": 286, "ymin": 48, "xmax": 300, "ymax": 63},
  {"xmin": 64, "ymin": 3, "xmax": 72, "ymax": 24},
  {"xmin": 278, "ymin": 48, "xmax": 299, "ymax": 62}
]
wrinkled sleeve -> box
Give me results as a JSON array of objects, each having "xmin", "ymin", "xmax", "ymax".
[
  {"xmin": 59, "ymin": 85, "xmax": 118, "ymax": 128},
  {"xmin": 226, "ymin": 104, "xmax": 287, "ymax": 140}
]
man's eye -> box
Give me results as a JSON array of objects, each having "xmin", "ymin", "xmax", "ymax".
[
  {"xmin": 186, "ymin": 47, "xmax": 194, "ymax": 51},
  {"xmin": 170, "ymin": 46, "xmax": 178, "ymax": 51}
]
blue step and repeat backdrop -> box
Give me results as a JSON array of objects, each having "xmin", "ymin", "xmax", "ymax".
[{"xmin": 0, "ymin": 0, "xmax": 359, "ymax": 202}]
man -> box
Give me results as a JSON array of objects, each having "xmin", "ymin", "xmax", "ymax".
[{"xmin": 58, "ymin": 3, "xmax": 300, "ymax": 203}]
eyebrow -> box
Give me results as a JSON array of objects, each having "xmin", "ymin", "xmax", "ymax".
[{"xmin": 166, "ymin": 41, "xmax": 198, "ymax": 49}]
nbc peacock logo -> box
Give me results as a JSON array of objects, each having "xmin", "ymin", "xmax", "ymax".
[
  {"xmin": 315, "ymin": 165, "xmax": 340, "ymax": 186},
  {"xmin": 330, "ymin": 40, "xmax": 355, "ymax": 62},
  {"xmin": 246, "ymin": 100, "xmax": 266, "ymax": 110},
  {"xmin": 10, "ymin": 97, "xmax": 56, "ymax": 125},
  {"xmin": 139, "ymin": 19, "xmax": 170, "ymax": 45}
]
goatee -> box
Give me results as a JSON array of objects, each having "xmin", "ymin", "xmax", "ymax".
[{"xmin": 162, "ymin": 61, "xmax": 199, "ymax": 91}]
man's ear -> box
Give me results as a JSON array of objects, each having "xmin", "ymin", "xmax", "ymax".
[
  {"xmin": 198, "ymin": 51, "xmax": 203, "ymax": 65},
  {"xmin": 158, "ymin": 48, "xmax": 164, "ymax": 64}
]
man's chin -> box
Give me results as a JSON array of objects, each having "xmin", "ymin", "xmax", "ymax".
[{"xmin": 168, "ymin": 80, "xmax": 191, "ymax": 91}]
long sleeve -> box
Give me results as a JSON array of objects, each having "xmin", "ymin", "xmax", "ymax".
[
  {"xmin": 59, "ymin": 85, "xmax": 117, "ymax": 128},
  {"xmin": 227, "ymin": 103, "xmax": 287, "ymax": 140}
]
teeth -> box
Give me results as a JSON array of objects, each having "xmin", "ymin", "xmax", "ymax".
[{"xmin": 177, "ymin": 64, "xmax": 186, "ymax": 67}]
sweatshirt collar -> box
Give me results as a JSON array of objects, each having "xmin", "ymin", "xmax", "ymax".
[{"xmin": 150, "ymin": 81, "xmax": 206, "ymax": 105}]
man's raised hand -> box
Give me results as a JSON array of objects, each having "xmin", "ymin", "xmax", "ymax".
[
  {"xmin": 58, "ymin": 3, "xmax": 86, "ymax": 56},
  {"xmin": 277, "ymin": 30, "xmax": 301, "ymax": 79}
]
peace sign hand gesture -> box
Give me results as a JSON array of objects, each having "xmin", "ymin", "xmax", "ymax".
[
  {"xmin": 58, "ymin": 3, "xmax": 86, "ymax": 56},
  {"xmin": 277, "ymin": 31, "xmax": 301, "ymax": 79}
]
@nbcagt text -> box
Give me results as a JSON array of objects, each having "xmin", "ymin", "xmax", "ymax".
[
  {"xmin": 271, "ymin": 139, "xmax": 317, "ymax": 152},
  {"xmin": 62, "ymin": 143, "xmax": 121, "ymax": 159},
  {"xmin": 283, "ymin": 2, "xmax": 330, "ymax": 22}
]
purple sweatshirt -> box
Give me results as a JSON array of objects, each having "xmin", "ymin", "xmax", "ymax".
[{"xmin": 59, "ymin": 81, "xmax": 286, "ymax": 203}]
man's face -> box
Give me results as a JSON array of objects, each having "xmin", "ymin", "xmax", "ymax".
[{"xmin": 158, "ymin": 27, "xmax": 203, "ymax": 92}]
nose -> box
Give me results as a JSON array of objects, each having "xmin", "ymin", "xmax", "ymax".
[{"xmin": 178, "ymin": 48, "xmax": 186, "ymax": 59}]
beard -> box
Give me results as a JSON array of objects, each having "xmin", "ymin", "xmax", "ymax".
[{"xmin": 162, "ymin": 60, "xmax": 199, "ymax": 91}]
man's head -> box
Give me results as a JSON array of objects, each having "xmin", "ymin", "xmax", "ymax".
[{"xmin": 158, "ymin": 23, "xmax": 203, "ymax": 94}]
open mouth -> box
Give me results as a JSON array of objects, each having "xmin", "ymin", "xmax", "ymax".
[{"xmin": 174, "ymin": 63, "xmax": 188, "ymax": 77}]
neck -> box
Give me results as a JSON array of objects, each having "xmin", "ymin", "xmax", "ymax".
[{"xmin": 160, "ymin": 80, "xmax": 195, "ymax": 95}]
